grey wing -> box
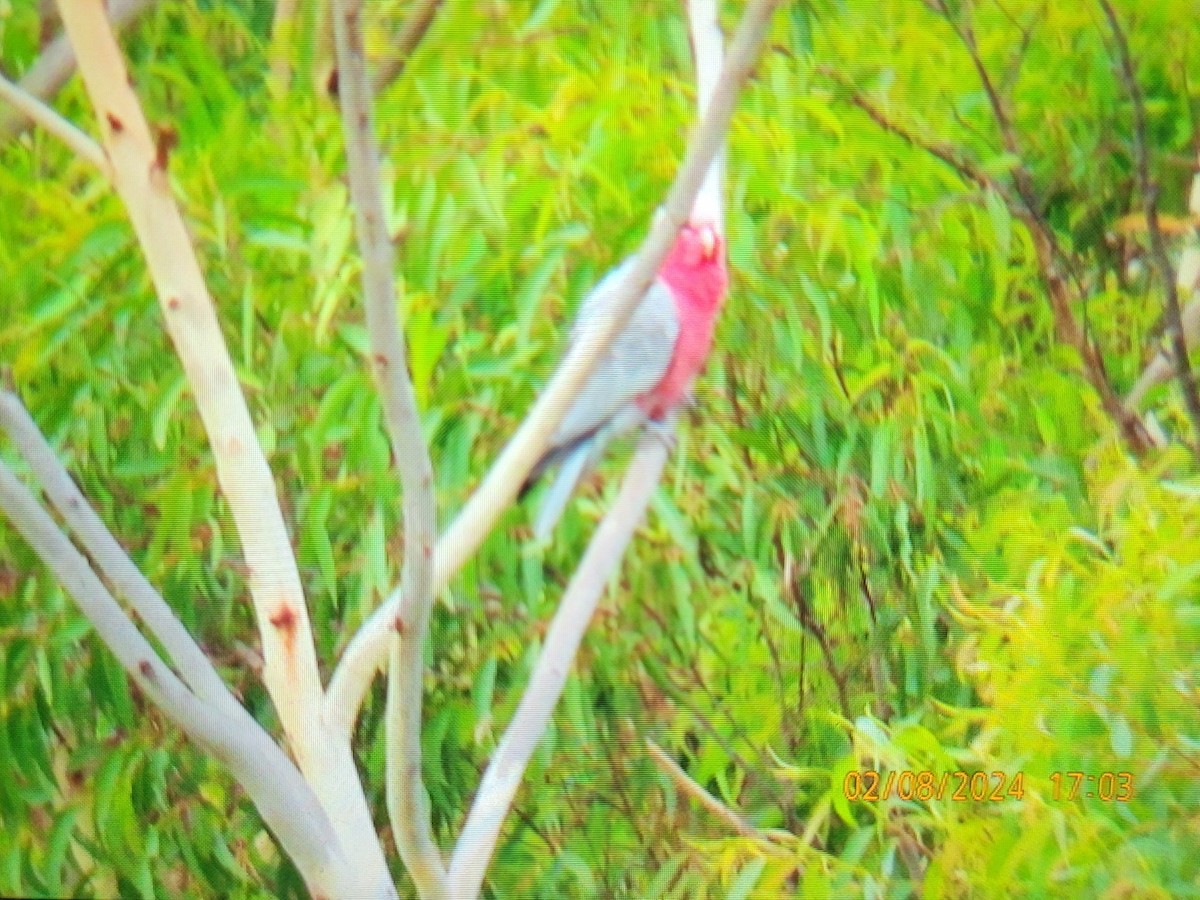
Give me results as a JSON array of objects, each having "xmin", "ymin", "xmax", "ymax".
[{"xmin": 549, "ymin": 259, "xmax": 679, "ymax": 447}]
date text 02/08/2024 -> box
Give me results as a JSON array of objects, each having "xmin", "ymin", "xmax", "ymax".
[{"xmin": 841, "ymin": 770, "xmax": 1135, "ymax": 803}]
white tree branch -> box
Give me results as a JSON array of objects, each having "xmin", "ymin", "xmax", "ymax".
[
  {"xmin": 0, "ymin": 0, "xmax": 155, "ymax": 142},
  {"xmin": 0, "ymin": 460, "xmax": 374, "ymax": 899},
  {"xmin": 688, "ymin": 0, "xmax": 725, "ymax": 230},
  {"xmin": 326, "ymin": 0, "xmax": 782, "ymax": 727},
  {"xmin": 0, "ymin": 72, "xmax": 109, "ymax": 173},
  {"xmin": 329, "ymin": 0, "xmax": 445, "ymax": 894},
  {"xmin": 446, "ymin": 424, "xmax": 674, "ymax": 897},
  {"xmin": 51, "ymin": 2, "xmax": 393, "ymax": 892},
  {"xmin": 0, "ymin": 385, "xmax": 237, "ymax": 716}
]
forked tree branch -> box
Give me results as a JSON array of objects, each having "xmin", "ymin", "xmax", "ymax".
[
  {"xmin": 446, "ymin": 424, "xmax": 676, "ymax": 897},
  {"xmin": 326, "ymin": 0, "xmax": 784, "ymax": 728},
  {"xmin": 0, "ymin": 73, "xmax": 109, "ymax": 172},
  {"xmin": 51, "ymin": 1, "xmax": 393, "ymax": 891},
  {"xmin": 446, "ymin": 0, "xmax": 747, "ymax": 890},
  {"xmin": 0, "ymin": 461, "xmax": 365, "ymax": 899},
  {"xmin": 1099, "ymin": 0, "xmax": 1200, "ymax": 453},
  {"xmin": 329, "ymin": 0, "xmax": 445, "ymax": 893}
]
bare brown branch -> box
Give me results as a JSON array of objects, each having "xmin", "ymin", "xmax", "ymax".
[
  {"xmin": 829, "ymin": 10, "xmax": 1152, "ymax": 454},
  {"xmin": 372, "ymin": 0, "xmax": 445, "ymax": 93},
  {"xmin": 645, "ymin": 738, "xmax": 762, "ymax": 839},
  {"xmin": 1099, "ymin": 0, "xmax": 1200, "ymax": 454}
]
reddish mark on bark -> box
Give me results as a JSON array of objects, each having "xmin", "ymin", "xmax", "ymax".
[
  {"xmin": 167, "ymin": 296, "xmax": 181, "ymax": 311},
  {"xmin": 394, "ymin": 616, "xmax": 406, "ymax": 635},
  {"xmin": 154, "ymin": 125, "xmax": 178, "ymax": 172},
  {"xmin": 138, "ymin": 660, "xmax": 154, "ymax": 679},
  {"xmin": 423, "ymin": 543, "xmax": 432, "ymax": 559},
  {"xmin": 372, "ymin": 353, "xmax": 388, "ymax": 370},
  {"xmin": 105, "ymin": 112, "xmax": 124, "ymax": 133},
  {"xmin": 269, "ymin": 603, "xmax": 297, "ymax": 635}
]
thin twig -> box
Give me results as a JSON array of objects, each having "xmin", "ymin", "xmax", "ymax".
[
  {"xmin": 0, "ymin": 386, "xmax": 237, "ymax": 715},
  {"xmin": 269, "ymin": 0, "xmax": 301, "ymax": 91},
  {"xmin": 820, "ymin": 67, "xmax": 1006, "ymax": 197},
  {"xmin": 0, "ymin": 0, "xmax": 156, "ymax": 142},
  {"xmin": 327, "ymin": 0, "xmax": 783, "ymax": 731},
  {"xmin": 644, "ymin": 738, "xmax": 762, "ymax": 839},
  {"xmin": 446, "ymin": 425, "xmax": 675, "ymax": 898},
  {"xmin": 329, "ymin": 0, "xmax": 445, "ymax": 894},
  {"xmin": 371, "ymin": 0, "xmax": 445, "ymax": 93},
  {"xmin": 827, "ymin": 26, "xmax": 1151, "ymax": 452},
  {"xmin": 51, "ymin": 1, "xmax": 393, "ymax": 890},
  {"xmin": 932, "ymin": 0, "xmax": 1150, "ymax": 452},
  {"xmin": 1100, "ymin": 0, "xmax": 1200, "ymax": 452},
  {"xmin": 0, "ymin": 73, "xmax": 109, "ymax": 173}
]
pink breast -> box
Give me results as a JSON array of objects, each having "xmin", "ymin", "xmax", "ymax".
[
  {"xmin": 636, "ymin": 240, "xmax": 728, "ymax": 419},
  {"xmin": 637, "ymin": 317, "xmax": 717, "ymax": 418}
]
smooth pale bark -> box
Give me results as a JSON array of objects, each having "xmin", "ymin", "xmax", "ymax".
[
  {"xmin": 328, "ymin": 0, "xmax": 446, "ymax": 894},
  {"xmin": 446, "ymin": 426, "xmax": 675, "ymax": 898},
  {"xmin": 0, "ymin": 389, "xmax": 236, "ymax": 715},
  {"xmin": 51, "ymin": 1, "xmax": 394, "ymax": 894},
  {"xmin": 0, "ymin": 73, "xmax": 108, "ymax": 172},
  {"xmin": 0, "ymin": 462, "xmax": 372, "ymax": 899},
  {"xmin": 0, "ymin": 0, "xmax": 156, "ymax": 141}
]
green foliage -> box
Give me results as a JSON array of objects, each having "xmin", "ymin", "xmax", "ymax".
[{"xmin": 2, "ymin": 0, "xmax": 1199, "ymax": 896}]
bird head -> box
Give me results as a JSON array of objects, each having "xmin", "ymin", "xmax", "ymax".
[
  {"xmin": 659, "ymin": 221, "xmax": 728, "ymax": 311},
  {"xmin": 674, "ymin": 222, "xmax": 721, "ymax": 265}
]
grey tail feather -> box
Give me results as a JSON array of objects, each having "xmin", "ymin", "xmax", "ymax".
[
  {"xmin": 531, "ymin": 434, "xmax": 598, "ymax": 541},
  {"xmin": 520, "ymin": 423, "xmax": 603, "ymax": 499}
]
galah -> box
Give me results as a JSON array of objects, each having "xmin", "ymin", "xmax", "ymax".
[{"xmin": 525, "ymin": 220, "xmax": 729, "ymax": 539}]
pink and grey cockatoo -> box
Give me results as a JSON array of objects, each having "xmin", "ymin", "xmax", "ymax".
[
  {"xmin": 524, "ymin": 0, "xmax": 729, "ymax": 539},
  {"xmin": 525, "ymin": 220, "xmax": 729, "ymax": 539}
]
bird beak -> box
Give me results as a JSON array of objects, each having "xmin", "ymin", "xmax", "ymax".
[{"xmin": 698, "ymin": 225, "xmax": 717, "ymax": 260}]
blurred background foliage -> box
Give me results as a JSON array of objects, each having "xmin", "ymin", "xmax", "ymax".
[{"xmin": 1, "ymin": 0, "xmax": 1199, "ymax": 896}]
